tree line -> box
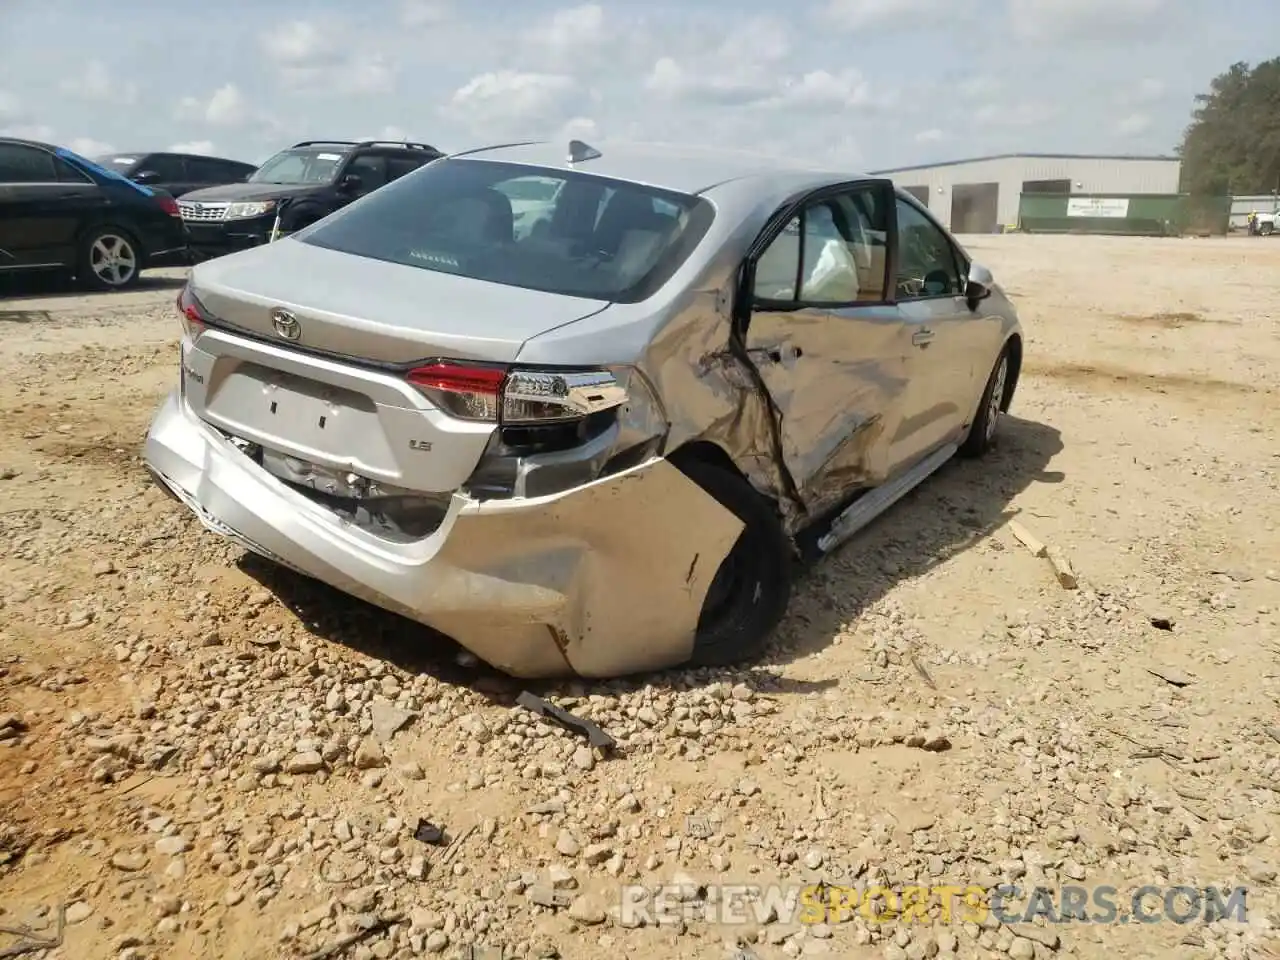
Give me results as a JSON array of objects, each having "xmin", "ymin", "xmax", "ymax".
[{"xmin": 1180, "ymin": 57, "xmax": 1280, "ymax": 196}]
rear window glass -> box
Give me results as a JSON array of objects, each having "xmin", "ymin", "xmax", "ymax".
[{"xmin": 298, "ymin": 158, "xmax": 716, "ymax": 303}]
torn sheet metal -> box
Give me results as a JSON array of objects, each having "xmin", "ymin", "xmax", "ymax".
[
  {"xmin": 146, "ymin": 393, "xmax": 742, "ymax": 681},
  {"xmin": 741, "ymin": 303, "xmax": 910, "ymax": 519},
  {"xmin": 641, "ymin": 286, "xmax": 803, "ymax": 527},
  {"xmin": 431, "ymin": 458, "xmax": 744, "ymax": 678}
]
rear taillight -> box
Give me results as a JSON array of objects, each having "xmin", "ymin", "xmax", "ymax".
[
  {"xmin": 177, "ymin": 285, "xmax": 210, "ymax": 340},
  {"xmin": 406, "ymin": 362, "xmax": 505, "ymax": 420},
  {"xmin": 156, "ymin": 194, "xmax": 180, "ymax": 218},
  {"xmin": 406, "ymin": 361, "xmax": 627, "ymax": 424}
]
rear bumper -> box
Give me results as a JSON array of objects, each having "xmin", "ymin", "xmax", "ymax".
[
  {"xmin": 143, "ymin": 390, "xmax": 742, "ymax": 679},
  {"xmin": 138, "ymin": 220, "xmax": 192, "ymax": 268}
]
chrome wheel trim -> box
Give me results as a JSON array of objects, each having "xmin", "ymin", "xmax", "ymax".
[
  {"xmin": 90, "ymin": 234, "xmax": 138, "ymax": 287},
  {"xmin": 985, "ymin": 355, "xmax": 1008, "ymax": 441}
]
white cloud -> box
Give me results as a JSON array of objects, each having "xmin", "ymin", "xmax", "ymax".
[
  {"xmin": 0, "ymin": 123, "xmax": 55, "ymax": 142},
  {"xmin": 534, "ymin": 4, "xmax": 606, "ymax": 54},
  {"xmin": 401, "ymin": 0, "xmax": 451, "ymax": 27},
  {"xmin": 60, "ymin": 60, "xmax": 137, "ymax": 105},
  {"xmin": 260, "ymin": 18, "xmax": 395, "ymax": 95},
  {"xmin": 1114, "ymin": 112, "xmax": 1152, "ymax": 136},
  {"xmin": 768, "ymin": 70, "xmax": 872, "ymax": 109},
  {"xmin": 1008, "ymin": 0, "xmax": 1168, "ymax": 42},
  {"xmin": 265, "ymin": 20, "xmax": 341, "ymax": 67},
  {"xmin": 0, "ymin": 91, "xmax": 23, "ymax": 123},
  {"xmin": 958, "ymin": 76, "xmax": 1002, "ymax": 101},
  {"xmin": 442, "ymin": 71, "xmax": 584, "ymax": 138},
  {"xmin": 176, "ymin": 84, "xmax": 248, "ymax": 127},
  {"xmin": 823, "ymin": 0, "xmax": 962, "ymax": 31},
  {"xmin": 4, "ymin": 0, "xmax": 1261, "ymax": 176},
  {"xmin": 915, "ymin": 128, "xmax": 946, "ymax": 143},
  {"xmin": 973, "ymin": 102, "xmax": 1057, "ymax": 128},
  {"xmin": 167, "ymin": 140, "xmax": 217, "ymax": 155},
  {"xmin": 66, "ymin": 137, "xmax": 114, "ymax": 156}
]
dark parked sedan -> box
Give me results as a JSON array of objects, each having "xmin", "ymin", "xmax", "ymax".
[
  {"xmin": 91, "ymin": 151, "xmax": 257, "ymax": 198},
  {"xmin": 0, "ymin": 137, "xmax": 190, "ymax": 291}
]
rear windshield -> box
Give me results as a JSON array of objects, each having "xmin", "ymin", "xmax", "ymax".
[
  {"xmin": 298, "ymin": 158, "xmax": 716, "ymax": 302},
  {"xmin": 249, "ymin": 148, "xmax": 346, "ymax": 185}
]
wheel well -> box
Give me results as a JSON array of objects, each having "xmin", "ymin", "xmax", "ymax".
[
  {"xmin": 666, "ymin": 440, "xmax": 788, "ymax": 524},
  {"xmin": 666, "ymin": 440, "xmax": 742, "ymax": 479},
  {"xmin": 1002, "ymin": 334, "xmax": 1022, "ymax": 411}
]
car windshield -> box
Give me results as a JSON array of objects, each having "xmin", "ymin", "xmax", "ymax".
[
  {"xmin": 298, "ymin": 158, "xmax": 715, "ymax": 302},
  {"xmin": 248, "ymin": 148, "xmax": 346, "ymax": 185},
  {"xmin": 92, "ymin": 155, "xmax": 139, "ymax": 172}
]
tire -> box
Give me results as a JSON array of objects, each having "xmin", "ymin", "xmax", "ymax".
[
  {"xmin": 78, "ymin": 225, "xmax": 141, "ymax": 291},
  {"xmin": 676, "ymin": 456, "xmax": 793, "ymax": 668},
  {"xmin": 1262, "ymin": 222, "xmax": 1275, "ymax": 236},
  {"xmin": 959, "ymin": 344, "xmax": 1012, "ymax": 459}
]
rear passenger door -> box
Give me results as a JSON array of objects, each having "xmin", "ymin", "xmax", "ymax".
[
  {"xmin": 0, "ymin": 143, "xmax": 98, "ymax": 268},
  {"xmin": 740, "ymin": 179, "xmax": 911, "ymax": 514},
  {"xmin": 888, "ymin": 194, "xmax": 979, "ymax": 470}
]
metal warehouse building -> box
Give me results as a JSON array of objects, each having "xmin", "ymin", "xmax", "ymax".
[{"xmin": 869, "ymin": 153, "xmax": 1183, "ymax": 234}]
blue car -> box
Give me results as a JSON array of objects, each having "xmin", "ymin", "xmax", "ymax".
[{"xmin": 0, "ymin": 136, "xmax": 190, "ymax": 291}]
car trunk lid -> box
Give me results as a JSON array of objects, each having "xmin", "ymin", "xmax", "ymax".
[{"xmin": 191, "ymin": 236, "xmax": 610, "ymax": 365}]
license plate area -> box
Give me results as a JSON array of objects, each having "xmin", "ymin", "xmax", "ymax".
[{"xmin": 202, "ymin": 361, "xmax": 397, "ymax": 476}]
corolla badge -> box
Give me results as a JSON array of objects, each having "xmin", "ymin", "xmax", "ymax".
[{"xmin": 271, "ymin": 307, "xmax": 301, "ymax": 341}]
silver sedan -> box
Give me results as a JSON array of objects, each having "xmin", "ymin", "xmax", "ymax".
[{"xmin": 143, "ymin": 138, "xmax": 1023, "ymax": 678}]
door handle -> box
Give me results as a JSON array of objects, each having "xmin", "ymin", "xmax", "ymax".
[{"xmin": 912, "ymin": 329, "xmax": 935, "ymax": 347}]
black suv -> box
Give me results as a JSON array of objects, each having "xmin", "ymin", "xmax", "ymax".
[
  {"xmin": 0, "ymin": 137, "xmax": 189, "ymax": 291},
  {"xmin": 178, "ymin": 139, "xmax": 444, "ymax": 260},
  {"xmin": 91, "ymin": 151, "xmax": 258, "ymax": 198}
]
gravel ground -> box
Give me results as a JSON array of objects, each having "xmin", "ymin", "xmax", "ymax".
[{"xmin": 0, "ymin": 236, "xmax": 1278, "ymax": 960}]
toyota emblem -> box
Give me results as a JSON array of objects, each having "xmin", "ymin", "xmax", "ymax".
[{"xmin": 271, "ymin": 307, "xmax": 301, "ymax": 341}]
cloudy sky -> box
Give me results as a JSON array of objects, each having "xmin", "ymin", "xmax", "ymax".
[{"xmin": 0, "ymin": 0, "xmax": 1274, "ymax": 170}]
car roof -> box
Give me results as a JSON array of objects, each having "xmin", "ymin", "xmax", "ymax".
[
  {"xmin": 0, "ymin": 136, "xmax": 57, "ymax": 150},
  {"xmin": 450, "ymin": 139, "xmax": 869, "ymax": 197},
  {"xmin": 113, "ymin": 150, "xmax": 250, "ymax": 162}
]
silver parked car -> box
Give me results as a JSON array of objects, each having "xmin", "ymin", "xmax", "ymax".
[{"xmin": 144, "ymin": 139, "xmax": 1023, "ymax": 679}]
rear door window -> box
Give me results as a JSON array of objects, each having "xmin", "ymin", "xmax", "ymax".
[
  {"xmin": 141, "ymin": 154, "xmax": 188, "ymax": 181},
  {"xmin": 0, "ymin": 143, "xmax": 57, "ymax": 183},
  {"xmin": 187, "ymin": 157, "xmax": 236, "ymax": 182},
  {"xmin": 300, "ymin": 158, "xmax": 716, "ymax": 303},
  {"xmin": 387, "ymin": 156, "xmax": 427, "ymax": 181},
  {"xmin": 343, "ymin": 155, "xmax": 389, "ymax": 191}
]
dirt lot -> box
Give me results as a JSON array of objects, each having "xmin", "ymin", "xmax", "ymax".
[{"xmin": 0, "ymin": 236, "xmax": 1278, "ymax": 960}]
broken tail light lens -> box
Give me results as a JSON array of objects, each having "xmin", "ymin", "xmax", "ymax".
[
  {"xmin": 177, "ymin": 285, "xmax": 210, "ymax": 340},
  {"xmin": 406, "ymin": 362, "xmax": 628, "ymax": 424},
  {"xmin": 407, "ymin": 362, "xmax": 506, "ymax": 420}
]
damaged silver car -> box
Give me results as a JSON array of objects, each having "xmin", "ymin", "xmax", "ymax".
[{"xmin": 143, "ymin": 139, "xmax": 1023, "ymax": 679}]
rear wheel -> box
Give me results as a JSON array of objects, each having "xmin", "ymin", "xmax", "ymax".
[
  {"xmin": 79, "ymin": 226, "xmax": 141, "ymax": 291},
  {"xmin": 676, "ymin": 456, "xmax": 792, "ymax": 668},
  {"xmin": 959, "ymin": 345, "xmax": 1011, "ymax": 458}
]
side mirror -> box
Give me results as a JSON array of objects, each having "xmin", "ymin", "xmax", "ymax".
[
  {"xmin": 965, "ymin": 261, "xmax": 995, "ymax": 311},
  {"xmin": 133, "ymin": 170, "xmax": 160, "ymax": 184},
  {"xmin": 339, "ymin": 173, "xmax": 363, "ymax": 193}
]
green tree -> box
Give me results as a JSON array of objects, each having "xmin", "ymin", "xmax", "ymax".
[{"xmin": 1179, "ymin": 58, "xmax": 1280, "ymax": 196}]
